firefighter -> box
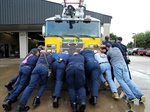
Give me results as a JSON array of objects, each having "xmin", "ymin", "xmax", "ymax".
[
  {"xmin": 15, "ymin": 49, "xmax": 55, "ymax": 112},
  {"xmin": 66, "ymin": 52, "xmax": 86, "ymax": 112},
  {"xmin": 112, "ymin": 37, "xmax": 131, "ymax": 79},
  {"xmin": 4, "ymin": 48, "xmax": 41, "ymax": 91},
  {"xmin": 80, "ymin": 47, "xmax": 100, "ymax": 105},
  {"xmin": 94, "ymin": 44, "xmax": 119, "ymax": 100},
  {"xmin": 52, "ymin": 50, "xmax": 71, "ymax": 108},
  {"xmin": 2, "ymin": 49, "xmax": 40, "ymax": 111},
  {"xmin": 105, "ymin": 43, "xmax": 146, "ymax": 103}
]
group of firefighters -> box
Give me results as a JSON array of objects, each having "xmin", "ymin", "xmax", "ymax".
[{"xmin": 2, "ymin": 36, "xmax": 146, "ymax": 112}]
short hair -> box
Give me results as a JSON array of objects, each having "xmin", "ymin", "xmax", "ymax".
[
  {"xmin": 105, "ymin": 36, "xmax": 109, "ymax": 40},
  {"xmin": 105, "ymin": 43, "xmax": 112, "ymax": 48}
]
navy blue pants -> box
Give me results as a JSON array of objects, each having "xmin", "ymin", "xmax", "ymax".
[
  {"xmin": 52, "ymin": 61, "xmax": 66, "ymax": 97},
  {"xmin": 19, "ymin": 65, "xmax": 48, "ymax": 106},
  {"xmin": 7, "ymin": 66, "xmax": 31, "ymax": 102},
  {"xmin": 9, "ymin": 75, "xmax": 18, "ymax": 84},
  {"xmin": 85, "ymin": 61, "xmax": 100, "ymax": 97},
  {"xmin": 66, "ymin": 65, "xmax": 86, "ymax": 105}
]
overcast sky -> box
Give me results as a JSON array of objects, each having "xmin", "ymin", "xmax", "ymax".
[{"xmin": 47, "ymin": 0, "xmax": 150, "ymax": 45}]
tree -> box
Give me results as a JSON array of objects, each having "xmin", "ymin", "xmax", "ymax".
[
  {"xmin": 145, "ymin": 31, "xmax": 150, "ymax": 48},
  {"xmin": 132, "ymin": 32, "xmax": 146, "ymax": 48},
  {"xmin": 110, "ymin": 33, "xmax": 117, "ymax": 43},
  {"xmin": 127, "ymin": 42, "xmax": 133, "ymax": 48}
]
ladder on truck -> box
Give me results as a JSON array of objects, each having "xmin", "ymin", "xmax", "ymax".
[
  {"xmin": 63, "ymin": 0, "xmax": 84, "ymax": 8},
  {"xmin": 62, "ymin": 0, "xmax": 85, "ymax": 18}
]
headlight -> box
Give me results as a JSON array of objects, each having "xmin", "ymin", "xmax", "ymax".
[
  {"xmin": 89, "ymin": 44, "xmax": 94, "ymax": 48},
  {"xmin": 51, "ymin": 44, "xmax": 56, "ymax": 48},
  {"xmin": 51, "ymin": 49, "xmax": 56, "ymax": 53},
  {"xmin": 47, "ymin": 44, "xmax": 56, "ymax": 48},
  {"xmin": 47, "ymin": 49, "xmax": 51, "ymax": 52}
]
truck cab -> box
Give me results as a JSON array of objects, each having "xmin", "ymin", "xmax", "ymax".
[{"xmin": 42, "ymin": 0, "xmax": 101, "ymax": 56}]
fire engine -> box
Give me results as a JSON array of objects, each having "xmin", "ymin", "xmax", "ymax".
[{"xmin": 42, "ymin": 0, "xmax": 101, "ymax": 55}]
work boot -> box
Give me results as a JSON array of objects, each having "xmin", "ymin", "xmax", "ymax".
[
  {"xmin": 71, "ymin": 102, "xmax": 77, "ymax": 112},
  {"xmin": 53, "ymin": 97, "xmax": 59, "ymax": 108},
  {"xmin": 89, "ymin": 96, "xmax": 97, "ymax": 105},
  {"xmin": 5, "ymin": 81, "xmax": 13, "ymax": 91},
  {"xmin": 112, "ymin": 92, "xmax": 120, "ymax": 100},
  {"xmin": 15, "ymin": 103, "xmax": 30, "ymax": 112},
  {"xmin": 139, "ymin": 95, "xmax": 146, "ymax": 103},
  {"xmin": 78, "ymin": 102, "xmax": 86, "ymax": 112},
  {"xmin": 128, "ymin": 98, "xmax": 136, "ymax": 103},
  {"xmin": 104, "ymin": 81, "xmax": 109, "ymax": 87},
  {"xmin": 32, "ymin": 97, "xmax": 40, "ymax": 107},
  {"xmin": 2, "ymin": 100, "xmax": 12, "ymax": 111}
]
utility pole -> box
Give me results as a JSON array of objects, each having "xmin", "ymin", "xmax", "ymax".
[{"xmin": 132, "ymin": 33, "xmax": 136, "ymax": 48}]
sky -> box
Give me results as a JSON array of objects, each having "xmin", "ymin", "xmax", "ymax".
[{"xmin": 47, "ymin": 0, "xmax": 150, "ymax": 45}]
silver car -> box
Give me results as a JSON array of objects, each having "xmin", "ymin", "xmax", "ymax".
[{"xmin": 146, "ymin": 50, "xmax": 150, "ymax": 56}]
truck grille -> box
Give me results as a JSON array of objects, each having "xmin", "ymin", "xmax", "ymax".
[{"xmin": 61, "ymin": 42, "xmax": 84, "ymax": 54}]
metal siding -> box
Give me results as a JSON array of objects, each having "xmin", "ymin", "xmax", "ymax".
[{"xmin": 0, "ymin": 0, "xmax": 112, "ymax": 25}]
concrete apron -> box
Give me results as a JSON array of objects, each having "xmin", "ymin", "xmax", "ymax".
[{"xmin": 0, "ymin": 59, "xmax": 146, "ymax": 112}]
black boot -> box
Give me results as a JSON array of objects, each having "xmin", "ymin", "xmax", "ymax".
[
  {"xmin": 15, "ymin": 103, "xmax": 30, "ymax": 112},
  {"xmin": 71, "ymin": 102, "xmax": 77, "ymax": 112},
  {"xmin": 78, "ymin": 102, "xmax": 86, "ymax": 112},
  {"xmin": 32, "ymin": 97, "xmax": 40, "ymax": 107},
  {"xmin": 89, "ymin": 96, "xmax": 97, "ymax": 105},
  {"xmin": 53, "ymin": 97, "xmax": 59, "ymax": 108},
  {"xmin": 5, "ymin": 81, "xmax": 13, "ymax": 91},
  {"xmin": 2, "ymin": 100, "xmax": 12, "ymax": 111}
]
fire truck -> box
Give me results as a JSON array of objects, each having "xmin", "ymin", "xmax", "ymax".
[{"xmin": 42, "ymin": 0, "xmax": 101, "ymax": 55}]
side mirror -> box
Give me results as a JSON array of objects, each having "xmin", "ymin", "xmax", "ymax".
[{"xmin": 42, "ymin": 25, "xmax": 46, "ymax": 37}]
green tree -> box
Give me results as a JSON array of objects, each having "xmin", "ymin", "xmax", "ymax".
[
  {"xmin": 127, "ymin": 42, "xmax": 133, "ymax": 48},
  {"xmin": 132, "ymin": 33, "xmax": 146, "ymax": 48},
  {"xmin": 110, "ymin": 33, "xmax": 117, "ymax": 43},
  {"xmin": 145, "ymin": 31, "xmax": 150, "ymax": 48}
]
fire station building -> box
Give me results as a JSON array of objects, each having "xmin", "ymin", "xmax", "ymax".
[{"xmin": 0, "ymin": 0, "xmax": 112, "ymax": 58}]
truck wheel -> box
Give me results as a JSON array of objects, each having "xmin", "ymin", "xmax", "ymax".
[{"xmin": 133, "ymin": 53, "xmax": 136, "ymax": 55}]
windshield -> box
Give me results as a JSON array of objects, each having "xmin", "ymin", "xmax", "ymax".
[{"xmin": 45, "ymin": 20, "xmax": 100, "ymax": 38}]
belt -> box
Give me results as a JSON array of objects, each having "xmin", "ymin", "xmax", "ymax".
[
  {"xmin": 67, "ymin": 64, "xmax": 83, "ymax": 68},
  {"xmin": 37, "ymin": 64, "xmax": 49, "ymax": 69},
  {"xmin": 99, "ymin": 62, "xmax": 109, "ymax": 64},
  {"xmin": 23, "ymin": 65, "xmax": 31, "ymax": 69},
  {"xmin": 86, "ymin": 60, "xmax": 97, "ymax": 63}
]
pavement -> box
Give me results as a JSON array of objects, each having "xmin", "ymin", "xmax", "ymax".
[{"xmin": 0, "ymin": 58, "xmax": 149, "ymax": 112}]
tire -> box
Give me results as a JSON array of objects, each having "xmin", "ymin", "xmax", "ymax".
[{"xmin": 133, "ymin": 52, "xmax": 136, "ymax": 55}]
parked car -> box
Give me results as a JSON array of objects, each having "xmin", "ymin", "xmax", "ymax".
[
  {"xmin": 132, "ymin": 48, "xmax": 144, "ymax": 55},
  {"xmin": 127, "ymin": 48, "xmax": 133, "ymax": 55},
  {"xmin": 138, "ymin": 48, "xmax": 150, "ymax": 56},
  {"xmin": 146, "ymin": 50, "xmax": 150, "ymax": 56}
]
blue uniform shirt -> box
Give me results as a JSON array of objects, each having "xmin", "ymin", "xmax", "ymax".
[
  {"xmin": 56, "ymin": 52, "xmax": 71, "ymax": 64},
  {"xmin": 112, "ymin": 42, "xmax": 127, "ymax": 56},
  {"xmin": 68, "ymin": 54, "xmax": 84, "ymax": 67},
  {"xmin": 103, "ymin": 40, "xmax": 113, "ymax": 45},
  {"xmin": 36, "ymin": 52, "xmax": 55, "ymax": 69},
  {"xmin": 80, "ymin": 49, "xmax": 97, "ymax": 62},
  {"xmin": 21, "ymin": 54, "xmax": 39, "ymax": 70}
]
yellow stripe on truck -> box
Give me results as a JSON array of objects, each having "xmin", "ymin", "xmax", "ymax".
[{"xmin": 45, "ymin": 37, "xmax": 101, "ymax": 53}]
